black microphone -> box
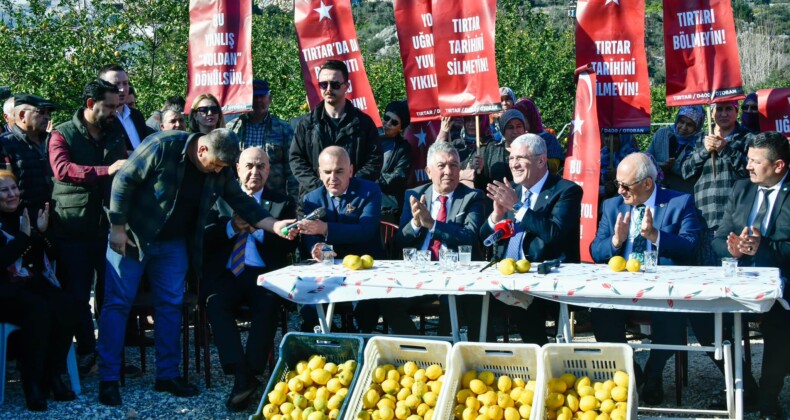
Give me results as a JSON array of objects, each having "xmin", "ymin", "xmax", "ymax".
[
  {"xmin": 536, "ymin": 258, "xmax": 562, "ymax": 274},
  {"xmin": 483, "ymin": 219, "xmax": 516, "ymax": 247},
  {"xmin": 281, "ymin": 207, "xmax": 326, "ymax": 235}
]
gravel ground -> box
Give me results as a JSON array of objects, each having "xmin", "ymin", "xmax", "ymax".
[{"xmin": 1, "ymin": 314, "xmax": 789, "ymax": 419}]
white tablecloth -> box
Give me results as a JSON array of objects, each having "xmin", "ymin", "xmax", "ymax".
[{"xmin": 257, "ymin": 261, "xmax": 782, "ymax": 313}]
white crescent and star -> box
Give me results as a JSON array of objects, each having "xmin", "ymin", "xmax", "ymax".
[
  {"xmin": 605, "ymin": 0, "xmax": 620, "ymax": 5},
  {"xmin": 573, "ymin": 117, "xmax": 584, "ymax": 135},
  {"xmin": 314, "ymin": 0, "xmax": 333, "ymax": 21},
  {"xmin": 580, "ymin": 73, "xmax": 593, "ymax": 112}
]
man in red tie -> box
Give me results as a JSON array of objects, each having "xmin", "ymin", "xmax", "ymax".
[{"xmin": 389, "ymin": 141, "xmax": 486, "ymax": 338}]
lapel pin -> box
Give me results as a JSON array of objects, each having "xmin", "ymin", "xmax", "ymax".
[
  {"xmin": 659, "ymin": 203, "xmax": 666, "ymax": 208},
  {"xmin": 346, "ymin": 203, "xmax": 356, "ymax": 215},
  {"xmin": 544, "ymin": 195, "xmax": 549, "ymax": 200}
]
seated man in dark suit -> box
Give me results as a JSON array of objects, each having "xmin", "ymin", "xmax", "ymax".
[
  {"xmin": 591, "ymin": 152, "xmax": 702, "ymax": 405},
  {"xmin": 711, "ymin": 132, "xmax": 790, "ymax": 419},
  {"xmin": 482, "ymin": 133, "xmax": 582, "ymax": 345},
  {"xmin": 298, "ymin": 145, "xmax": 385, "ymax": 333},
  {"xmin": 388, "ymin": 141, "xmax": 486, "ymax": 339},
  {"xmin": 204, "ymin": 147, "xmax": 297, "ymax": 411}
]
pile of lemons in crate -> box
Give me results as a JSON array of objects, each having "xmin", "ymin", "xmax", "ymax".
[
  {"xmin": 452, "ymin": 370, "xmax": 537, "ymax": 420},
  {"xmin": 261, "ymin": 355, "xmax": 357, "ymax": 420},
  {"xmin": 544, "ymin": 371, "xmax": 630, "ymax": 420},
  {"xmin": 355, "ymin": 361, "xmax": 444, "ymax": 420}
]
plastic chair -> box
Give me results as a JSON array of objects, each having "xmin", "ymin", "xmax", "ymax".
[{"xmin": 1, "ymin": 322, "xmax": 80, "ymax": 405}]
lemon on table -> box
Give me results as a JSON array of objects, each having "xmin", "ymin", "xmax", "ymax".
[
  {"xmin": 345, "ymin": 255, "xmax": 363, "ymax": 270},
  {"xmin": 515, "ymin": 259, "xmax": 531, "ymax": 273},
  {"xmin": 361, "ymin": 254, "xmax": 374, "ymax": 269},
  {"xmin": 625, "ymin": 258, "xmax": 641, "ymax": 273},
  {"xmin": 498, "ymin": 259, "xmax": 516, "ymax": 275},
  {"xmin": 608, "ymin": 256, "xmax": 627, "ymax": 272}
]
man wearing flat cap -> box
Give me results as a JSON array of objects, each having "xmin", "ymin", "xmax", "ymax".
[
  {"xmin": 228, "ymin": 79, "xmax": 297, "ymax": 200},
  {"xmin": 0, "ymin": 94, "xmax": 56, "ymax": 213}
]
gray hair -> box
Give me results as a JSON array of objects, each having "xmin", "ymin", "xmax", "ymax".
[
  {"xmin": 427, "ymin": 141, "xmax": 460, "ymax": 165},
  {"xmin": 161, "ymin": 103, "xmax": 184, "ymax": 114},
  {"xmin": 3, "ymin": 97, "xmax": 13, "ymax": 115},
  {"xmin": 202, "ymin": 128, "xmax": 240, "ymax": 164},
  {"xmin": 621, "ymin": 152, "xmax": 658, "ymax": 181},
  {"xmin": 510, "ymin": 133, "xmax": 546, "ymax": 156}
]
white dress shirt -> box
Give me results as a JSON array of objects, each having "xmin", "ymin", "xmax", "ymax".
[
  {"xmin": 624, "ymin": 187, "xmax": 659, "ymax": 257},
  {"xmin": 747, "ymin": 172, "xmax": 788, "ymax": 235},
  {"xmin": 118, "ymin": 104, "xmax": 142, "ymax": 150},
  {"xmin": 413, "ymin": 189, "xmax": 454, "ymax": 250}
]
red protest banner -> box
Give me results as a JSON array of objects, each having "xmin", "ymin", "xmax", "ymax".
[
  {"xmin": 757, "ymin": 88, "xmax": 790, "ymax": 137},
  {"xmin": 663, "ymin": 0, "xmax": 745, "ymax": 106},
  {"xmin": 295, "ymin": 0, "xmax": 382, "ymax": 126},
  {"xmin": 186, "ymin": 0, "xmax": 253, "ymax": 114},
  {"xmin": 394, "ymin": 0, "xmax": 440, "ymax": 123},
  {"xmin": 432, "ymin": 0, "xmax": 502, "ymax": 116},
  {"xmin": 403, "ymin": 120, "xmax": 441, "ymax": 187},
  {"xmin": 576, "ymin": 0, "xmax": 650, "ymax": 134},
  {"xmin": 564, "ymin": 68, "xmax": 601, "ymax": 263}
]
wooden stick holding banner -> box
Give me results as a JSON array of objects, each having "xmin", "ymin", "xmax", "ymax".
[
  {"xmin": 708, "ymin": 88, "xmax": 717, "ymax": 178},
  {"xmin": 475, "ymin": 115, "xmax": 483, "ymax": 174}
]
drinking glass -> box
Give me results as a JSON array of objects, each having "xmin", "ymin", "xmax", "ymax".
[
  {"xmin": 458, "ymin": 245, "xmax": 472, "ymax": 266},
  {"xmin": 416, "ymin": 250, "xmax": 432, "ymax": 267},
  {"xmin": 722, "ymin": 257, "xmax": 738, "ymax": 278},
  {"xmin": 321, "ymin": 244, "xmax": 334, "ymax": 266},
  {"xmin": 402, "ymin": 247, "xmax": 417, "ymax": 267},
  {"xmin": 643, "ymin": 250, "xmax": 658, "ymax": 273},
  {"xmin": 442, "ymin": 251, "xmax": 459, "ymax": 270}
]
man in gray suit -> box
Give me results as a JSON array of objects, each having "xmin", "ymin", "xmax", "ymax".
[{"xmin": 386, "ymin": 141, "xmax": 486, "ymax": 339}]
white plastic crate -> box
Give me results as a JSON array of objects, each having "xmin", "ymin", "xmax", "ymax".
[
  {"xmin": 346, "ymin": 336, "xmax": 452, "ymax": 419},
  {"xmin": 538, "ymin": 343, "xmax": 637, "ymax": 420},
  {"xmin": 436, "ymin": 342, "xmax": 543, "ymax": 420}
]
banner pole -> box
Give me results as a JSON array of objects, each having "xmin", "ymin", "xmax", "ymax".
[
  {"xmin": 708, "ymin": 103, "xmax": 717, "ymax": 178},
  {"xmin": 475, "ymin": 114, "xmax": 482, "ymax": 174}
]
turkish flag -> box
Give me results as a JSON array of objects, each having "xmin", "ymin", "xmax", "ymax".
[
  {"xmin": 402, "ymin": 120, "xmax": 441, "ymax": 187},
  {"xmin": 295, "ymin": 0, "xmax": 382, "ymax": 126},
  {"xmin": 663, "ymin": 0, "xmax": 744, "ymax": 106},
  {"xmin": 186, "ymin": 0, "xmax": 253, "ymax": 114},
  {"xmin": 394, "ymin": 0, "xmax": 441, "ymax": 123},
  {"xmin": 564, "ymin": 67, "xmax": 601, "ymax": 263},
  {"xmin": 757, "ymin": 88, "xmax": 790, "ymax": 137},
  {"xmin": 576, "ymin": 0, "xmax": 651, "ymax": 134},
  {"xmin": 432, "ymin": 0, "xmax": 502, "ymax": 116}
]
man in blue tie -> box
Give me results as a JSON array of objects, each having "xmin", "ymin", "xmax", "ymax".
[
  {"xmin": 482, "ymin": 133, "xmax": 583, "ymax": 344},
  {"xmin": 591, "ymin": 152, "xmax": 702, "ymax": 405}
]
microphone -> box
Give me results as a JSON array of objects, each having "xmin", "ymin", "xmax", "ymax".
[
  {"xmin": 483, "ymin": 219, "xmax": 516, "ymax": 247},
  {"xmin": 536, "ymin": 258, "xmax": 563, "ymax": 274},
  {"xmin": 281, "ymin": 207, "xmax": 326, "ymax": 235}
]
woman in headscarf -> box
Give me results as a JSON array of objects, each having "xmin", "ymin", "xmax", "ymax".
[
  {"xmin": 514, "ymin": 98, "xmax": 565, "ymax": 173},
  {"xmin": 188, "ymin": 93, "xmax": 226, "ymax": 133},
  {"xmin": 740, "ymin": 92, "xmax": 760, "ymax": 133},
  {"xmin": 377, "ymin": 100, "xmax": 412, "ymax": 223},
  {"xmin": 479, "ymin": 109, "xmax": 525, "ymax": 188},
  {"xmin": 647, "ymin": 105, "xmax": 705, "ymax": 193},
  {"xmin": 490, "ymin": 87, "xmax": 517, "ymax": 142}
]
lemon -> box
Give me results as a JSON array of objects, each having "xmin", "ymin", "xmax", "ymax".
[
  {"xmin": 625, "ymin": 258, "xmax": 641, "ymax": 273},
  {"xmin": 477, "ymin": 371, "xmax": 495, "ymax": 386},
  {"xmin": 504, "ymin": 406, "xmax": 520, "ymax": 420},
  {"xmin": 519, "ymin": 388, "xmax": 534, "ymax": 405},
  {"xmin": 346, "ymin": 255, "xmax": 363, "ymax": 270},
  {"xmin": 575, "ymin": 376, "xmax": 591, "ymax": 391},
  {"xmin": 497, "ymin": 375, "xmax": 512, "ymax": 392},
  {"xmin": 515, "ymin": 259, "xmax": 531, "ymax": 273},
  {"xmin": 297, "ymin": 360, "xmax": 310, "ymax": 374},
  {"xmin": 599, "ymin": 399, "xmax": 616, "ymax": 414},
  {"xmin": 373, "ymin": 366, "xmax": 387, "ymax": 384},
  {"xmin": 416, "ymin": 402, "xmax": 429, "ymax": 416},
  {"xmin": 423, "ymin": 391, "xmax": 438, "ymax": 407},
  {"xmin": 456, "ymin": 388, "xmax": 473, "ymax": 404},
  {"xmin": 518, "ymin": 403, "xmax": 532, "ymax": 418},
  {"xmin": 378, "ymin": 406, "xmax": 395, "ymax": 420},
  {"xmin": 595, "ymin": 388, "xmax": 610, "ymax": 401},
  {"xmin": 579, "ymin": 395, "xmax": 597, "ymax": 412},
  {"xmin": 262, "ymin": 403, "xmax": 279, "ymax": 419},
  {"xmin": 498, "ymin": 259, "xmax": 516, "ymax": 275},
  {"xmin": 613, "ymin": 371, "xmax": 629, "ymax": 389},
  {"xmin": 581, "ymin": 411, "xmax": 598, "ymax": 420},
  {"xmin": 487, "ymin": 405, "xmax": 504, "ymax": 420},
  {"xmin": 382, "ymin": 379, "xmax": 399, "ymax": 395},
  {"xmin": 469, "ymin": 379, "xmax": 487, "ymax": 395},
  {"xmin": 610, "ymin": 386, "xmax": 628, "ymax": 402},
  {"xmin": 396, "ymin": 386, "xmax": 410, "ymax": 402},
  {"xmin": 596, "ymin": 414, "xmax": 610, "ymax": 420},
  {"xmin": 577, "ymin": 385, "xmax": 594, "ymax": 397},
  {"xmin": 326, "ymin": 378, "xmax": 341, "ymax": 393},
  {"xmin": 387, "ymin": 369, "xmax": 401, "ymax": 382},
  {"xmin": 497, "ymin": 393, "xmax": 514, "ymax": 408},
  {"xmin": 548, "ymin": 378, "xmax": 568, "ymax": 393},
  {"xmin": 361, "ymin": 255, "xmax": 374, "ymax": 269},
  {"xmin": 465, "ymin": 395, "xmax": 480, "ymax": 411},
  {"xmin": 546, "ymin": 392, "xmax": 565, "ymax": 410},
  {"xmin": 307, "ymin": 411, "xmax": 326, "ymax": 420},
  {"xmin": 342, "ymin": 255, "xmax": 355, "ymax": 267},
  {"xmin": 269, "ymin": 389, "xmax": 287, "ymax": 405},
  {"xmin": 394, "ymin": 405, "xmax": 410, "ymax": 419},
  {"xmin": 425, "ymin": 364, "xmax": 443, "ymax": 380},
  {"xmin": 461, "ymin": 370, "xmax": 478, "ymax": 388},
  {"xmin": 311, "ymin": 368, "xmax": 331, "ymax": 385},
  {"xmin": 378, "ymin": 397, "xmax": 395, "ymax": 410},
  {"xmin": 565, "ymin": 393, "xmax": 579, "ymax": 412},
  {"xmin": 363, "ymin": 388, "xmax": 381, "ymax": 409},
  {"xmin": 400, "ymin": 375, "xmax": 415, "ymax": 390},
  {"xmin": 308, "ymin": 355, "xmax": 326, "ymax": 370},
  {"xmin": 608, "ymin": 256, "xmax": 627, "ymax": 272},
  {"xmin": 288, "ymin": 377, "xmax": 305, "ymax": 393},
  {"xmin": 479, "ymin": 390, "xmax": 497, "ymax": 407},
  {"xmin": 328, "ymin": 394, "xmax": 344, "ymax": 410},
  {"xmin": 560, "ymin": 373, "xmax": 577, "ymax": 389},
  {"xmin": 338, "ymin": 369, "xmax": 354, "ymax": 387}
]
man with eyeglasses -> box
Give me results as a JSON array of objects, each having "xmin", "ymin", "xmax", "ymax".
[
  {"xmin": 229, "ymin": 79, "xmax": 297, "ymax": 200},
  {"xmin": 290, "ymin": 59, "xmax": 382, "ymax": 210},
  {"xmin": 0, "ymin": 94, "xmax": 56, "ymax": 215},
  {"xmin": 99, "ymin": 64, "xmax": 153, "ymax": 151},
  {"xmin": 483, "ymin": 133, "xmax": 582, "ymax": 344},
  {"xmin": 591, "ymin": 152, "xmax": 702, "ymax": 405}
]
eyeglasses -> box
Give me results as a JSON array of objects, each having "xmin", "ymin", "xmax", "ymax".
[
  {"xmin": 383, "ymin": 115, "xmax": 400, "ymax": 126},
  {"xmin": 196, "ymin": 106, "xmax": 221, "ymax": 115},
  {"xmin": 616, "ymin": 177, "xmax": 646, "ymax": 192},
  {"xmin": 318, "ymin": 81, "xmax": 345, "ymax": 91},
  {"xmin": 742, "ymin": 105, "xmax": 758, "ymax": 112}
]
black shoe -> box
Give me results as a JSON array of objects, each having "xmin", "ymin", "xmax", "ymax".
[
  {"xmin": 98, "ymin": 380, "xmax": 122, "ymax": 407},
  {"xmin": 225, "ymin": 377, "xmax": 261, "ymax": 412},
  {"xmin": 123, "ymin": 364, "xmax": 142, "ymax": 376},
  {"xmin": 124, "ymin": 335, "xmax": 155, "ymax": 347},
  {"xmin": 24, "ymin": 382, "xmax": 47, "ymax": 412},
  {"xmin": 78, "ymin": 352, "xmax": 97, "ymax": 376},
  {"xmin": 154, "ymin": 377, "xmax": 200, "ymax": 397},
  {"xmin": 641, "ymin": 377, "xmax": 664, "ymax": 405},
  {"xmin": 51, "ymin": 374, "xmax": 76, "ymax": 401},
  {"xmin": 708, "ymin": 391, "xmax": 758, "ymax": 412}
]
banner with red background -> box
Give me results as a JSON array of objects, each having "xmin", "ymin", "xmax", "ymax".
[
  {"xmin": 431, "ymin": 0, "xmax": 501, "ymax": 116},
  {"xmin": 663, "ymin": 0, "xmax": 744, "ymax": 106},
  {"xmin": 564, "ymin": 68, "xmax": 601, "ymax": 263},
  {"xmin": 576, "ymin": 0, "xmax": 650, "ymax": 134},
  {"xmin": 393, "ymin": 0, "xmax": 441, "ymax": 123},
  {"xmin": 758, "ymin": 88, "xmax": 790, "ymax": 137},
  {"xmin": 186, "ymin": 0, "xmax": 253, "ymax": 114},
  {"xmin": 403, "ymin": 121, "xmax": 441, "ymax": 187},
  {"xmin": 295, "ymin": 0, "xmax": 381, "ymax": 126}
]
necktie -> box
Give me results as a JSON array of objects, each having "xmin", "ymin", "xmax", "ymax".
[
  {"xmin": 631, "ymin": 205, "xmax": 647, "ymax": 255},
  {"xmin": 429, "ymin": 195, "xmax": 449, "ymax": 261},
  {"xmin": 333, "ymin": 195, "xmax": 344, "ymax": 214},
  {"xmin": 229, "ymin": 232, "xmax": 248, "ymax": 276},
  {"xmin": 753, "ymin": 188, "xmax": 774, "ymax": 235},
  {"xmin": 505, "ymin": 190, "xmax": 532, "ymax": 260}
]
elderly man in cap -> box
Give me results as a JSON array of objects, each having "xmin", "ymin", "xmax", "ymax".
[
  {"xmin": 0, "ymin": 94, "xmax": 55, "ymax": 214},
  {"xmin": 228, "ymin": 79, "xmax": 297, "ymax": 200}
]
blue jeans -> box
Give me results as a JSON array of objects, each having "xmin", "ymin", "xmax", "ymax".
[{"xmin": 98, "ymin": 240, "xmax": 188, "ymax": 381}]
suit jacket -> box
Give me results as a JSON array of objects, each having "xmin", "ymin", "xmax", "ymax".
[
  {"xmin": 117, "ymin": 106, "xmax": 155, "ymax": 151},
  {"xmin": 301, "ymin": 177, "xmax": 385, "ymax": 260},
  {"xmin": 481, "ymin": 174, "xmax": 583, "ymax": 263},
  {"xmin": 203, "ymin": 189, "xmax": 297, "ymax": 284},
  {"xmin": 591, "ymin": 187, "xmax": 702, "ymax": 265},
  {"xmin": 395, "ymin": 182, "xmax": 485, "ymax": 259},
  {"xmin": 712, "ymin": 178, "xmax": 790, "ymax": 279}
]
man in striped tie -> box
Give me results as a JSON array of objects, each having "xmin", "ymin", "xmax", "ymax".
[
  {"xmin": 483, "ymin": 134, "xmax": 583, "ymax": 344},
  {"xmin": 203, "ymin": 147, "xmax": 297, "ymax": 411}
]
